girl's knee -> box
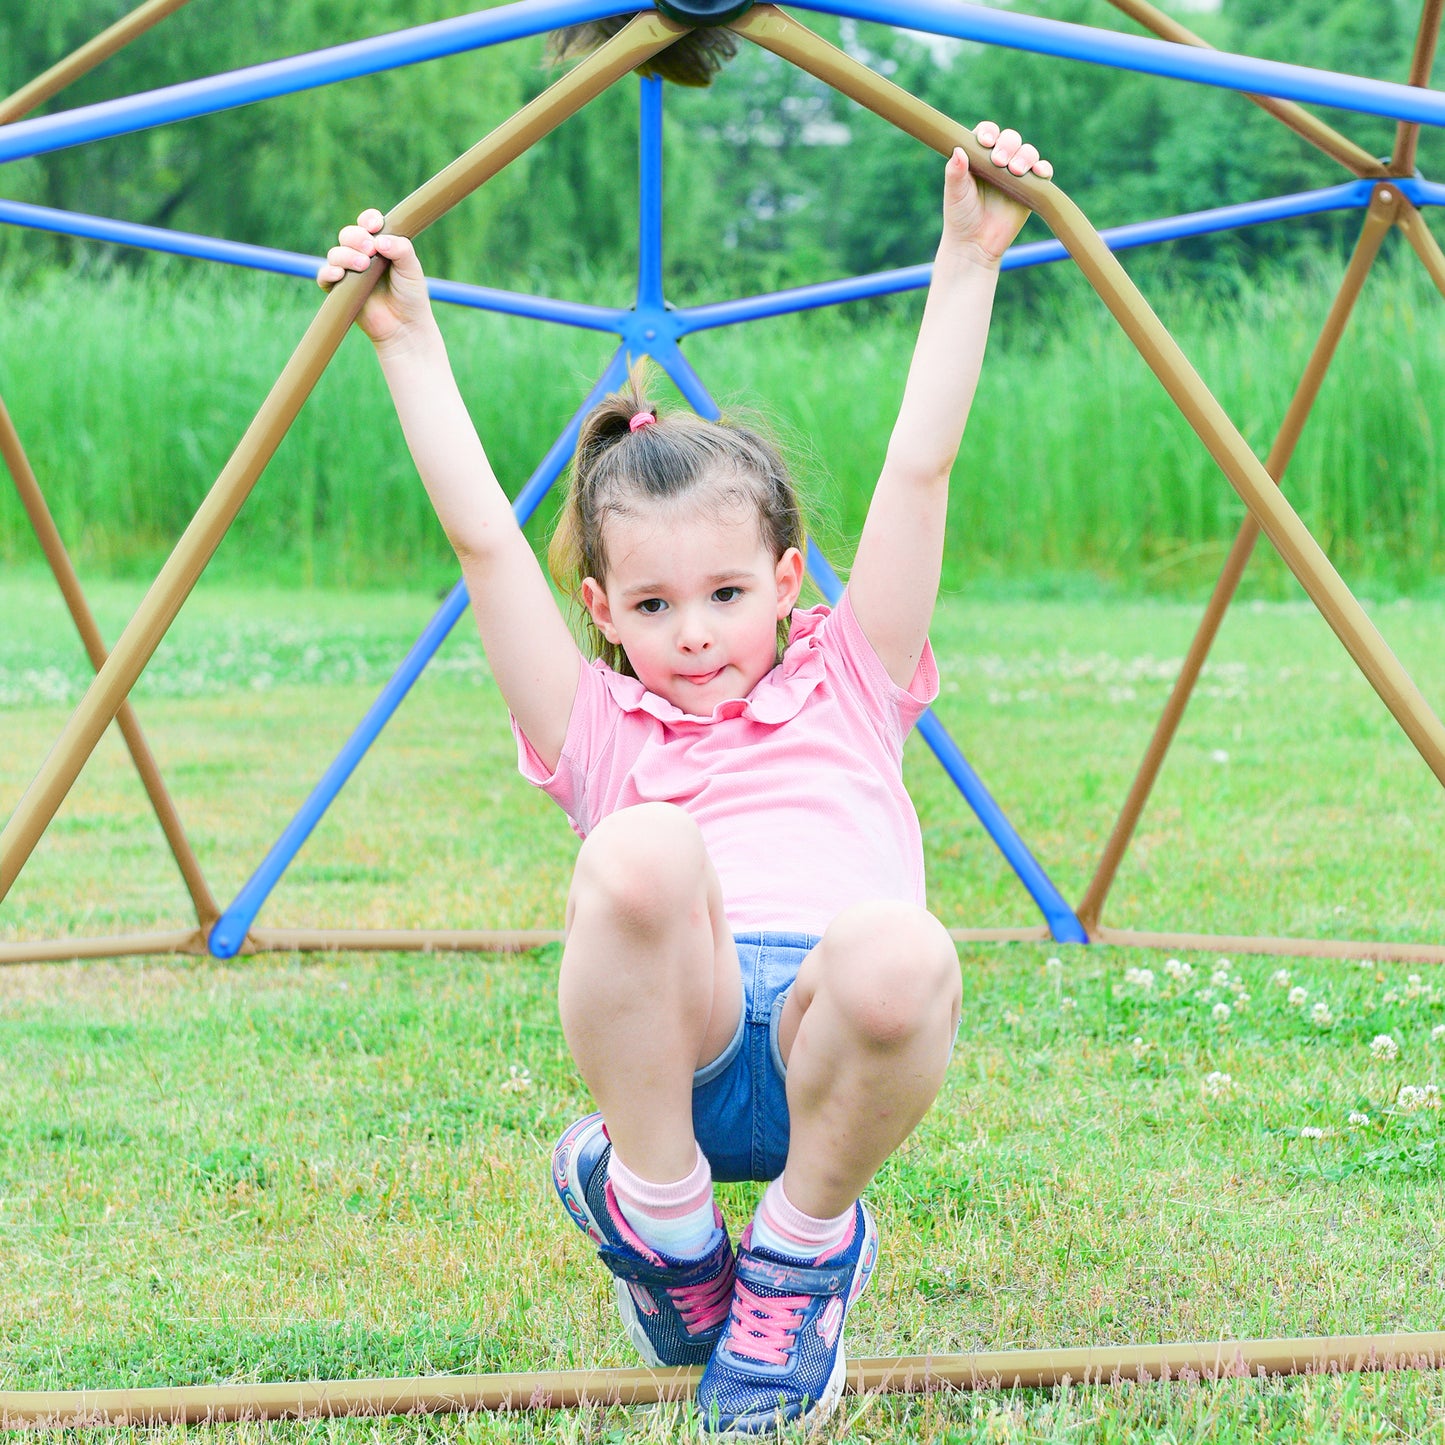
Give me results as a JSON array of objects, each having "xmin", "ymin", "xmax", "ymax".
[
  {"xmin": 816, "ymin": 902, "xmax": 960, "ymax": 1045},
  {"xmin": 570, "ymin": 803, "xmax": 709, "ymax": 932}
]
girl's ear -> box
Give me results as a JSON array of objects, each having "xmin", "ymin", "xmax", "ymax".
[
  {"xmin": 581, "ymin": 576, "xmax": 621, "ymax": 644},
  {"xmin": 774, "ymin": 546, "xmax": 805, "ymax": 617}
]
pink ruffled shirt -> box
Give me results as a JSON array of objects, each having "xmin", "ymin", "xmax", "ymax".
[{"xmin": 513, "ymin": 589, "xmax": 939, "ymax": 936}]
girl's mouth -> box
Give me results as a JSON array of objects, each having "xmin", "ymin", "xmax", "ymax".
[{"xmin": 681, "ymin": 668, "xmax": 722, "ymax": 686}]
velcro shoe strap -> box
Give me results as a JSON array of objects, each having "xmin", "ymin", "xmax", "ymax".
[
  {"xmin": 734, "ymin": 1253, "xmax": 849, "ymax": 1298},
  {"xmin": 597, "ymin": 1233, "xmax": 728, "ymax": 1287}
]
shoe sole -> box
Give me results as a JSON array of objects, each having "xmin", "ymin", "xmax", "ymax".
[{"xmin": 553, "ymin": 1117, "xmax": 670, "ymax": 1369}]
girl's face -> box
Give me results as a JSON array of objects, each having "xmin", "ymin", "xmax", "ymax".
[{"xmin": 581, "ymin": 497, "xmax": 804, "ymax": 713}]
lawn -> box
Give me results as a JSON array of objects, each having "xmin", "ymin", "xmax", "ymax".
[{"xmin": 2, "ymin": 570, "xmax": 1445, "ymax": 1441}]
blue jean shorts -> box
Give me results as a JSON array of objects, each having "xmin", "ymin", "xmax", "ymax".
[{"xmin": 691, "ymin": 930, "xmax": 818, "ymax": 1184}]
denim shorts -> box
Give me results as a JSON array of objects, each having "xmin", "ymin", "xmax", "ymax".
[{"xmin": 691, "ymin": 930, "xmax": 818, "ymax": 1184}]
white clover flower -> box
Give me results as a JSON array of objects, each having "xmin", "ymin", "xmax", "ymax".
[
  {"xmin": 1310, "ymin": 1002, "xmax": 1334, "ymax": 1028},
  {"xmin": 1216, "ymin": 957, "xmax": 1232, "ymax": 973},
  {"xmin": 1426, "ymin": 1084, "xmax": 1441, "ymax": 1108},
  {"xmin": 1433, "ymin": 1024, "xmax": 1445, "ymax": 1042},
  {"xmin": 1061, "ymin": 996, "xmax": 1077, "ymax": 1013},
  {"xmin": 1212, "ymin": 1002, "xmax": 1232, "ymax": 1023},
  {"xmin": 1129, "ymin": 1036, "xmax": 1151, "ymax": 1064},
  {"xmin": 1211, "ymin": 969, "xmax": 1232, "ymax": 987},
  {"xmin": 1202, "ymin": 1070, "xmax": 1236, "ymax": 1100},
  {"xmin": 1125, "ymin": 966, "xmax": 1156, "ymax": 992},
  {"xmin": 1210, "ymin": 749, "xmax": 1230, "ymax": 764},
  {"xmin": 1045, "ymin": 956, "xmax": 1063, "ymax": 973},
  {"xmin": 1200, "ymin": 988, "xmax": 1217, "ymax": 1004},
  {"xmin": 1003, "ymin": 1008, "xmax": 1022, "ymax": 1027},
  {"xmin": 1383, "ymin": 991, "xmax": 1400, "ymax": 1006},
  {"xmin": 1397, "ymin": 1084, "xmax": 1426, "ymax": 1112},
  {"xmin": 1271, "ymin": 969, "xmax": 1292, "ymax": 989},
  {"xmin": 1164, "ymin": 958, "xmax": 1194, "ymax": 983},
  {"xmin": 500, "ymin": 1065, "xmax": 533, "ymax": 1094},
  {"xmin": 1287, "ymin": 986, "xmax": 1309, "ymax": 1007},
  {"xmin": 1371, "ymin": 1034, "xmax": 1400, "ymax": 1062},
  {"xmin": 1233, "ymin": 991, "xmax": 1251, "ymax": 1011},
  {"xmin": 1300, "ymin": 1126, "xmax": 1324, "ymax": 1140},
  {"xmin": 1348, "ymin": 1111, "xmax": 1370, "ymax": 1127}
]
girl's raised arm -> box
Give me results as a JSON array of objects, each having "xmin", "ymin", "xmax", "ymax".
[
  {"xmin": 319, "ymin": 214, "xmax": 580, "ymax": 770},
  {"xmin": 847, "ymin": 124, "xmax": 1051, "ymax": 689}
]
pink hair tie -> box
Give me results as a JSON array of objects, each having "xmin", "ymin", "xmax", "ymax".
[{"xmin": 629, "ymin": 411, "xmax": 657, "ymax": 433}]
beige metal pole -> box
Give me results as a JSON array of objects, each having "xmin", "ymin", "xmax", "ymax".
[
  {"xmin": 1397, "ymin": 201, "xmax": 1445, "ymax": 296},
  {"xmin": 0, "ymin": 392, "xmax": 221, "ymax": 926},
  {"xmin": 1075, "ymin": 189, "xmax": 1399, "ymax": 932},
  {"xmin": 1091, "ymin": 926, "xmax": 1445, "ymax": 965},
  {"xmin": 3, "ymin": 1333, "xmax": 1443, "ymax": 1426},
  {"xmin": 0, "ymin": 13, "xmax": 685, "ymax": 906},
  {"xmin": 0, "ymin": 929, "xmax": 205, "ymax": 967},
  {"xmin": 0, "ymin": 0, "xmax": 196, "ymax": 127},
  {"xmin": 731, "ymin": 7, "xmax": 1445, "ymax": 792},
  {"xmin": 1390, "ymin": 0, "xmax": 1443, "ymax": 178},
  {"xmin": 1101, "ymin": 0, "xmax": 1388, "ymax": 178}
]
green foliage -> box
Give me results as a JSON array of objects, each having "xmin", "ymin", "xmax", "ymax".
[{"xmin": 3, "ymin": 0, "xmax": 1441, "ymax": 290}]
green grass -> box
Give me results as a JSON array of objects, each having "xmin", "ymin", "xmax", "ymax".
[
  {"xmin": 3, "ymin": 575, "xmax": 1445, "ymax": 1440},
  {"xmin": 1, "ymin": 251, "xmax": 1441, "ymax": 595}
]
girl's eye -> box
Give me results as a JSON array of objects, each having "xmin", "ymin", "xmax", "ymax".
[
  {"xmin": 637, "ymin": 598, "xmax": 667, "ymax": 615},
  {"xmin": 713, "ymin": 586, "xmax": 742, "ymax": 603}
]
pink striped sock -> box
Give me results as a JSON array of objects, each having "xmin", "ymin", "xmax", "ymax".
[
  {"xmin": 607, "ymin": 1144, "xmax": 717, "ymax": 1261},
  {"xmin": 749, "ymin": 1176, "xmax": 853, "ymax": 1262}
]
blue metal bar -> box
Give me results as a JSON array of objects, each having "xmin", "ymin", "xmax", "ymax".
[
  {"xmin": 790, "ymin": 0, "xmax": 1445, "ymax": 128},
  {"xmin": 678, "ymin": 181, "xmax": 1376, "ymax": 331},
  {"xmin": 0, "ymin": 0, "xmax": 651, "ymax": 165},
  {"xmin": 0, "ymin": 199, "xmax": 628, "ymax": 331},
  {"xmin": 1414, "ymin": 179, "xmax": 1445, "ymax": 207},
  {"xmin": 803, "ymin": 545, "xmax": 1087, "ymax": 943},
  {"xmin": 653, "ymin": 345, "xmax": 1087, "ymax": 942},
  {"xmin": 637, "ymin": 74, "xmax": 666, "ymax": 313},
  {"xmin": 208, "ymin": 347, "xmax": 631, "ymax": 958}
]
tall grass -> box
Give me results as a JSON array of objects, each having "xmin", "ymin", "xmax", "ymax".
[{"xmin": 1, "ymin": 252, "xmax": 1440, "ymax": 594}]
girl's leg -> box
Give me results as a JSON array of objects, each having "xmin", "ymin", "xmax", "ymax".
[
  {"xmin": 557, "ymin": 801, "xmax": 742, "ymax": 1183},
  {"xmin": 776, "ymin": 900, "xmax": 961, "ymax": 1217}
]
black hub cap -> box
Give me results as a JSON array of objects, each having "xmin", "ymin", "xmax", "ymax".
[{"xmin": 655, "ymin": 0, "xmax": 754, "ymax": 24}]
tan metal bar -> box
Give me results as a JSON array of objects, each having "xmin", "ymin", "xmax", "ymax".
[
  {"xmin": 1397, "ymin": 200, "xmax": 1445, "ymax": 296},
  {"xmin": 1391, "ymin": 0, "xmax": 1444, "ymax": 176},
  {"xmin": 246, "ymin": 927, "xmax": 563, "ymax": 953},
  {"xmin": 1101, "ymin": 0, "xmax": 1387, "ymax": 178},
  {"xmin": 0, "ymin": 929, "xmax": 206, "ymax": 966},
  {"xmin": 1092, "ymin": 927, "xmax": 1445, "ymax": 965},
  {"xmin": 0, "ymin": 392, "xmax": 220, "ymax": 925},
  {"xmin": 731, "ymin": 8, "xmax": 1445, "ymax": 796},
  {"xmin": 1075, "ymin": 191, "xmax": 1399, "ymax": 931},
  {"xmin": 4, "ymin": 1333, "xmax": 1443, "ymax": 1425},
  {"xmin": 0, "ymin": 13, "xmax": 685, "ymax": 906},
  {"xmin": 0, "ymin": 0, "xmax": 195, "ymax": 127}
]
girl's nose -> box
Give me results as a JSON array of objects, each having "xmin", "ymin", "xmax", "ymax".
[{"xmin": 676, "ymin": 609, "xmax": 713, "ymax": 652}]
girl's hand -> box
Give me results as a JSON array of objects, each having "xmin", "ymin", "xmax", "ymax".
[
  {"xmin": 316, "ymin": 209, "xmax": 434, "ymax": 351},
  {"xmin": 942, "ymin": 121, "xmax": 1053, "ymax": 268}
]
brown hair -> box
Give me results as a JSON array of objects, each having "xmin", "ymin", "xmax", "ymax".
[
  {"xmin": 549, "ymin": 362, "xmax": 805, "ymax": 676},
  {"xmin": 548, "ymin": 21, "xmax": 737, "ymax": 88}
]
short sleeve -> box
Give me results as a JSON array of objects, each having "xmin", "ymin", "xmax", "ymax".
[
  {"xmin": 824, "ymin": 588, "xmax": 939, "ymax": 747},
  {"xmin": 511, "ymin": 657, "xmax": 617, "ymax": 837}
]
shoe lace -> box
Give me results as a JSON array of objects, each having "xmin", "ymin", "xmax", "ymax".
[
  {"xmin": 669, "ymin": 1260, "xmax": 735, "ymax": 1335},
  {"xmin": 722, "ymin": 1280, "xmax": 809, "ymax": 1366}
]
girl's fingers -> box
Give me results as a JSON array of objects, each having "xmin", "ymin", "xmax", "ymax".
[
  {"xmin": 974, "ymin": 119, "xmax": 1000, "ymax": 148},
  {"xmin": 1008, "ymin": 142, "xmax": 1040, "ymax": 176},
  {"xmin": 357, "ymin": 207, "xmax": 385, "ymax": 233}
]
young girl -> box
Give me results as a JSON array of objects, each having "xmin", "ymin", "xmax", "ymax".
[{"xmin": 319, "ymin": 120, "xmax": 1051, "ymax": 1435}]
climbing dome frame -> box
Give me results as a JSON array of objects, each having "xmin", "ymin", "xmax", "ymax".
[{"xmin": 1, "ymin": 0, "xmax": 1444, "ymax": 1423}]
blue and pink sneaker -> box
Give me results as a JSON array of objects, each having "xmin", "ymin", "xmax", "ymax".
[
  {"xmin": 695, "ymin": 1200, "xmax": 878, "ymax": 1435},
  {"xmin": 551, "ymin": 1112, "xmax": 736, "ymax": 1368}
]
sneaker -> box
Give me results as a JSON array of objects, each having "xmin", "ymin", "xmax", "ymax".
[
  {"xmin": 552, "ymin": 1112, "xmax": 736, "ymax": 1367},
  {"xmin": 695, "ymin": 1200, "xmax": 878, "ymax": 1435}
]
